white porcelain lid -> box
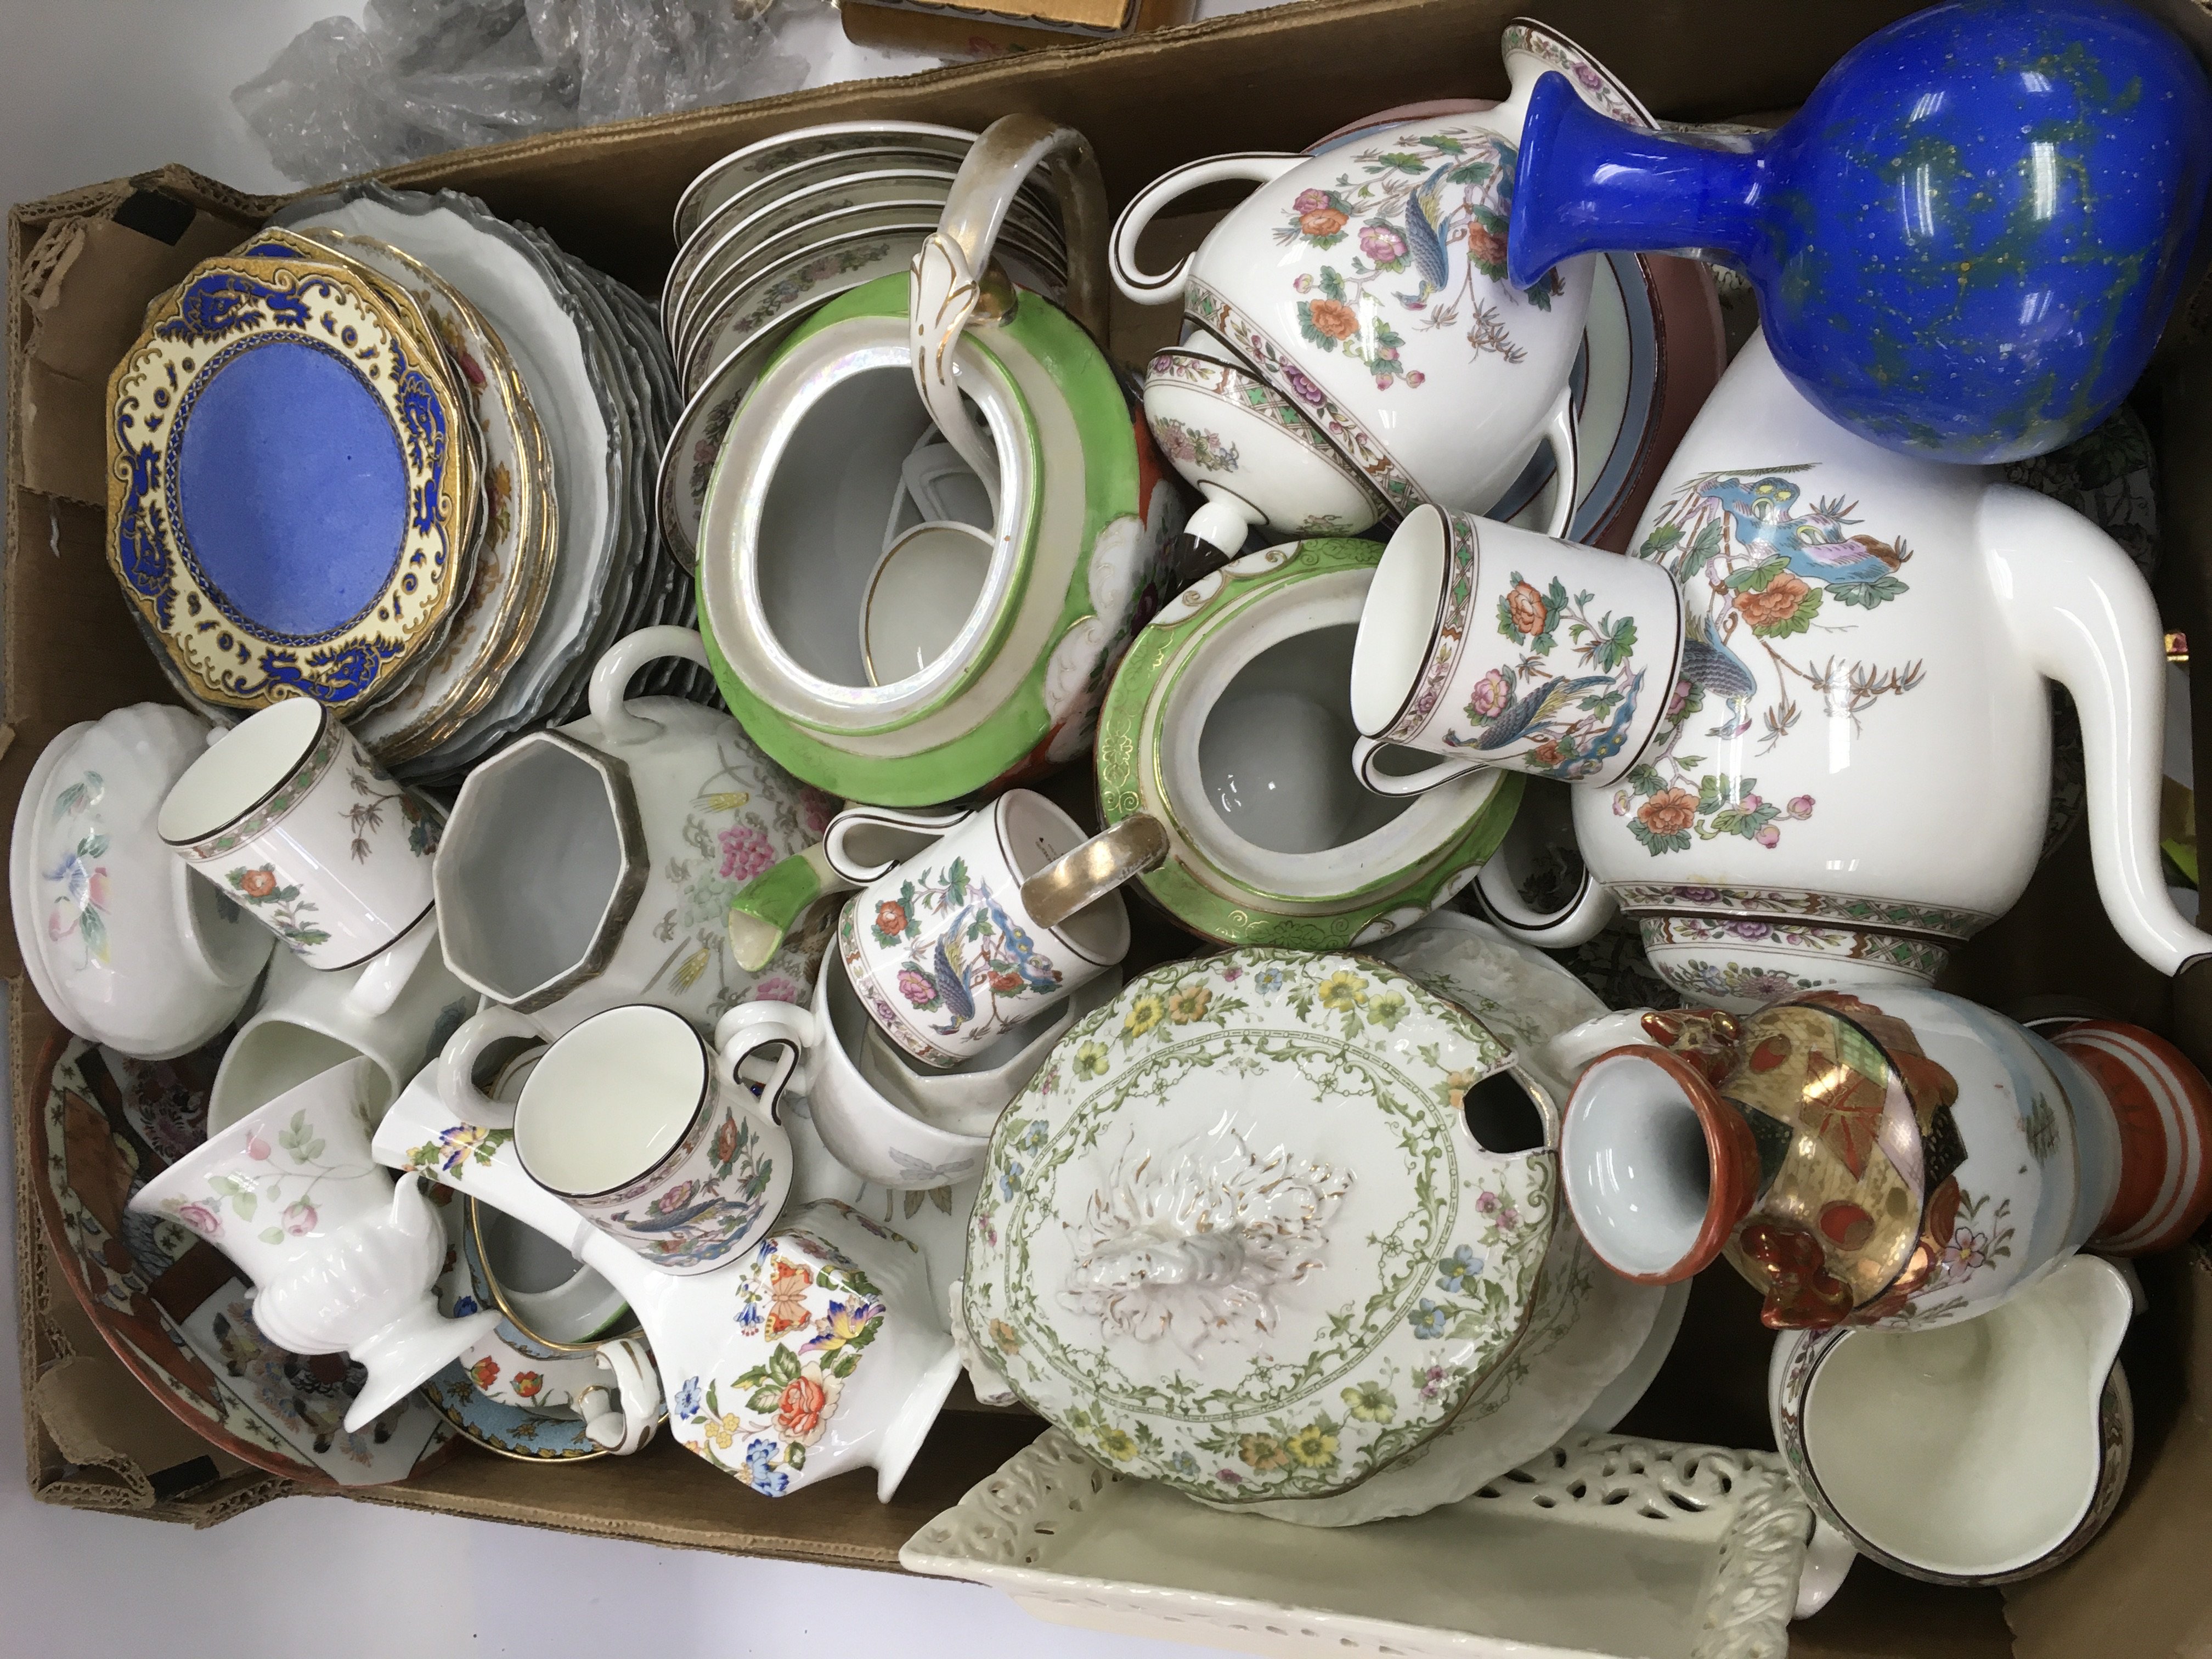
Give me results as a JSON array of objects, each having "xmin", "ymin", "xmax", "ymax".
[{"xmin": 962, "ymin": 946, "xmax": 1557, "ymax": 1505}]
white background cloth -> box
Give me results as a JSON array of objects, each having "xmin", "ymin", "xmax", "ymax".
[{"xmin": 0, "ymin": 1, "xmax": 1277, "ymax": 1650}]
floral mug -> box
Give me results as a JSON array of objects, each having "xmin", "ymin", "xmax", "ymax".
[
  {"xmin": 727, "ymin": 789, "xmax": 1164, "ymax": 1069},
  {"xmin": 159, "ymin": 696, "xmax": 441, "ymax": 1011},
  {"xmin": 1350, "ymin": 504, "xmax": 1684, "ymax": 795},
  {"xmin": 438, "ymin": 1002, "xmax": 794, "ymax": 1276}
]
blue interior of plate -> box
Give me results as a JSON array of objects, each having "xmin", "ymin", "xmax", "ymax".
[{"xmin": 175, "ymin": 337, "xmax": 408, "ymax": 640}]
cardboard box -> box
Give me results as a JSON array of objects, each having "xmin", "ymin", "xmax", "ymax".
[
  {"xmin": 13, "ymin": 0, "xmax": 2212, "ymax": 1651},
  {"xmin": 838, "ymin": 0, "xmax": 1200, "ymax": 65}
]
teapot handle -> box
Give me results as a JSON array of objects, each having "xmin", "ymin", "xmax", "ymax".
[
  {"xmin": 912, "ymin": 117, "xmax": 1111, "ymax": 487},
  {"xmin": 586, "ymin": 627, "xmax": 709, "ymax": 748},
  {"xmin": 1109, "ymin": 153, "xmax": 1305, "ymax": 306},
  {"xmin": 1980, "ymin": 483, "xmax": 2212, "ymax": 977},
  {"xmin": 726, "ymin": 804, "xmax": 971, "ymax": 973}
]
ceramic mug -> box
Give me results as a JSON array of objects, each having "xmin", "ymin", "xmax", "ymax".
[
  {"xmin": 439, "ymin": 1002, "xmax": 795, "ymax": 1276},
  {"xmin": 729, "ymin": 789, "xmax": 1163, "ymax": 1070},
  {"xmin": 159, "ymin": 696, "xmax": 441, "ymax": 996},
  {"xmin": 720, "ymin": 952, "xmax": 994, "ymax": 1191},
  {"xmin": 129, "ymin": 1055, "xmax": 501, "ymax": 1432},
  {"xmin": 1350, "ymin": 504, "xmax": 1684, "ymax": 795},
  {"xmin": 207, "ymin": 924, "xmax": 476, "ymax": 1134}
]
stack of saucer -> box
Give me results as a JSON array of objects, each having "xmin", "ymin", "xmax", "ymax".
[{"xmin": 655, "ymin": 121, "xmax": 1075, "ymax": 571}]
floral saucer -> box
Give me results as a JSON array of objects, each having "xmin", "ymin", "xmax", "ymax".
[{"xmin": 962, "ymin": 947, "xmax": 1562, "ymax": 1506}]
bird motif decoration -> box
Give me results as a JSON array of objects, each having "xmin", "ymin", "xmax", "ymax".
[
  {"xmin": 893, "ymin": 883, "xmax": 1065, "ymax": 1043},
  {"xmin": 1677, "ymin": 612, "xmax": 1759, "ymax": 737},
  {"xmin": 1447, "ymin": 664, "xmax": 1646, "ymax": 781},
  {"xmin": 1699, "ymin": 476, "xmax": 1910, "ymax": 592}
]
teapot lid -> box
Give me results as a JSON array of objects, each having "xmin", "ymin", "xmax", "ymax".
[{"xmin": 962, "ymin": 946, "xmax": 1558, "ymax": 1504}]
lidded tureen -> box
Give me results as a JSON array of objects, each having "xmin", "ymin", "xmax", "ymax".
[{"xmin": 959, "ymin": 947, "xmax": 1567, "ymax": 1504}]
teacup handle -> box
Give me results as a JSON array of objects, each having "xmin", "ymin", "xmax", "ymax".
[
  {"xmin": 343, "ymin": 910, "xmax": 439, "ymax": 1021},
  {"xmin": 1109, "ymin": 153, "xmax": 1305, "ymax": 306},
  {"xmin": 1020, "ymin": 812, "xmax": 1170, "ymax": 928},
  {"xmin": 1474, "ymin": 858, "xmax": 1620, "ymax": 950},
  {"xmin": 579, "ymin": 1334, "xmax": 663, "ymax": 1455},
  {"xmin": 1536, "ymin": 380, "xmax": 1581, "ymax": 541},
  {"xmin": 437, "ymin": 1004, "xmax": 545, "ymax": 1130},
  {"xmin": 1352, "ymin": 735, "xmax": 1487, "ymax": 798},
  {"xmin": 713, "ymin": 1000, "xmax": 817, "ymax": 1126},
  {"xmin": 726, "ymin": 804, "xmax": 970, "ymax": 973},
  {"xmin": 587, "ymin": 626, "xmax": 710, "ymax": 748}
]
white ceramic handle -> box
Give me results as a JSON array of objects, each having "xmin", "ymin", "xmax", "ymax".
[
  {"xmin": 587, "ymin": 627, "xmax": 710, "ymax": 747},
  {"xmin": 1472, "ymin": 860, "xmax": 1619, "ymax": 950},
  {"xmin": 1536, "ymin": 379, "xmax": 1581, "ymax": 541},
  {"xmin": 823, "ymin": 804, "xmax": 972, "ymax": 884},
  {"xmin": 436, "ymin": 1004, "xmax": 544, "ymax": 1130},
  {"xmin": 342, "ymin": 911, "xmax": 439, "ymax": 1021},
  {"xmin": 1537, "ymin": 1008, "xmax": 1660, "ymax": 1083},
  {"xmin": 580, "ymin": 1334, "xmax": 662, "ymax": 1455},
  {"xmin": 1352, "ymin": 734, "xmax": 1486, "ymax": 798},
  {"xmin": 1980, "ymin": 483, "xmax": 2212, "ymax": 977},
  {"xmin": 712, "ymin": 1000, "xmax": 817, "ymax": 1126},
  {"xmin": 912, "ymin": 117, "xmax": 1112, "ymax": 493},
  {"xmin": 1795, "ymin": 1517, "xmax": 1858, "ymax": 1619},
  {"xmin": 1109, "ymin": 153, "xmax": 1304, "ymax": 305}
]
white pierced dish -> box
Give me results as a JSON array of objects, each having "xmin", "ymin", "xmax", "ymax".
[{"xmin": 902, "ymin": 1427, "xmax": 1814, "ymax": 1659}]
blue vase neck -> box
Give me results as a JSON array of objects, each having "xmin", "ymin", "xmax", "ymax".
[{"xmin": 1508, "ymin": 72, "xmax": 1771, "ymax": 287}]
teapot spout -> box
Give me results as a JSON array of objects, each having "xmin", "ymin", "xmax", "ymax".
[
  {"xmin": 1980, "ymin": 484, "xmax": 2212, "ymax": 978},
  {"xmin": 1506, "ymin": 71, "xmax": 1765, "ymax": 290}
]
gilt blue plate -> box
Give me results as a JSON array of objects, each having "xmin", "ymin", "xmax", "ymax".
[{"xmin": 107, "ymin": 255, "xmax": 471, "ymax": 712}]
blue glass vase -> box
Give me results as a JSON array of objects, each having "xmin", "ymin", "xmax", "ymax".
[{"xmin": 1505, "ymin": 0, "xmax": 2212, "ymax": 464}]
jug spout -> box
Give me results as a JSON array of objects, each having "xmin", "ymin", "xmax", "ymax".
[
  {"xmin": 1506, "ymin": 71, "xmax": 1765, "ymax": 290},
  {"xmin": 1980, "ymin": 484, "xmax": 2212, "ymax": 978}
]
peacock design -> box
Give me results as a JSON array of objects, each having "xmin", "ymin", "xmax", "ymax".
[
  {"xmin": 1607, "ymin": 462, "xmax": 1925, "ymax": 855},
  {"xmin": 1274, "ymin": 128, "xmax": 1561, "ymax": 388},
  {"xmin": 1435, "ymin": 567, "xmax": 1646, "ymax": 782},
  {"xmin": 867, "ymin": 856, "xmax": 1064, "ymax": 1049}
]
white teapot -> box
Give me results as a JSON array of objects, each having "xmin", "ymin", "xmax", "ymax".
[
  {"xmin": 1109, "ymin": 21, "xmax": 1657, "ymax": 545},
  {"xmin": 1476, "ymin": 330, "xmax": 2212, "ymax": 1005}
]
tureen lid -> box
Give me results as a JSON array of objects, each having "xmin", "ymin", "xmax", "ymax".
[{"xmin": 962, "ymin": 946, "xmax": 1558, "ymax": 1504}]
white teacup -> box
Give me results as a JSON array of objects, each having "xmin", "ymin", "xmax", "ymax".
[
  {"xmin": 208, "ymin": 922, "xmax": 476, "ymax": 1135},
  {"xmin": 159, "ymin": 698, "xmax": 441, "ymax": 991},
  {"xmin": 439, "ymin": 1002, "xmax": 795, "ymax": 1277},
  {"xmin": 1350, "ymin": 504, "xmax": 1684, "ymax": 795},
  {"xmin": 720, "ymin": 952, "xmax": 993, "ymax": 1192},
  {"xmin": 730, "ymin": 790, "xmax": 1163, "ymax": 1070}
]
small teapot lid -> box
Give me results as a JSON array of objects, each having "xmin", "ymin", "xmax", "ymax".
[{"xmin": 962, "ymin": 947, "xmax": 1558, "ymax": 1504}]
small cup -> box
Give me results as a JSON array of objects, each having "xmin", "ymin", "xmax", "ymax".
[
  {"xmin": 159, "ymin": 697, "xmax": 439, "ymax": 971},
  {"xmin": 720, "ymin": 952, "xmax": 992, "ymax": 1191},
  {"xmin": 440, "ymin": 1002, "xmax": 794, "ymax": 1276},
  {"xmin": 1350, "ymin": 504, "xmax": 1683, "ymax": 795},
  {"xmin": 728, "ymin": 790, "xmax": 1163, "ymax": 1071}
]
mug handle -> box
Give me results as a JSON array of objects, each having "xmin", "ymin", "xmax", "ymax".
[
  {"xmin": 579, "ymin": 1334, "xmax": 663, "ymax": 1455},
  {"xmin": 1020, "ymin": 812, "xmax": 1170, "ymax": 928},
  {"xmin": 588, "ymin": 626, "xmax": 710, "ymax": 748},
  {"xmin": 1109, "ymin": 153, "xmax": 1306, "ymax": 306},
  {"xmin": 343, "ymin": 910, "xmax": 439, "ymax": 1022},
  {"xmin": 437, "ymin": 1004, "xmax": 545, "ymax": 1130},
  {"xmin": 1535, "ymin": 379, "xmax": 1581, "ymax": 541},
  {"xmin": 912, "ymin": 116, "xmax": 1112, "ymax": 487},
  {"xmin": 1352, "ymin": 734, "xmax": 1487, "ymax": 798},
  {"xmin": 713, "ymin": 1000, "xmax": 817, "ymax": 1126},
  {"xmin": 726, "ymin": 804, "xmax": 971, "ymax": 973},
  {"xmin": 1474, "ymin": 857, "xmax": 1620, "ymax": 950}
]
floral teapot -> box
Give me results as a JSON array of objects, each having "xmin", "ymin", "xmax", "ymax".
[
  {"xmin": 697, "ymin": 115, "xmax": 1189, "ymax": 806},
  {"xmin": 1475, "ymin": 330, "xmax": 2212, "ymax": 1006},
  {"xmin": 1108, "ymin": 20, "xmax": 1657, "ymax": 546}
]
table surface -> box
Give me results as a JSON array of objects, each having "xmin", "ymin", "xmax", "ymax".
[{"xmin": 0, "ymin": 1, "xmax": 1261, "ymax": 1652}]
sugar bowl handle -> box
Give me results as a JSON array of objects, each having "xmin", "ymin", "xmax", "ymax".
[
  {"xmin": 913, "ymin": 116, "xmax": 1111, "ymax": 487},
  {"xmin": 586, "ymin": 627, "xmax": 711, "ymax": 748}
]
